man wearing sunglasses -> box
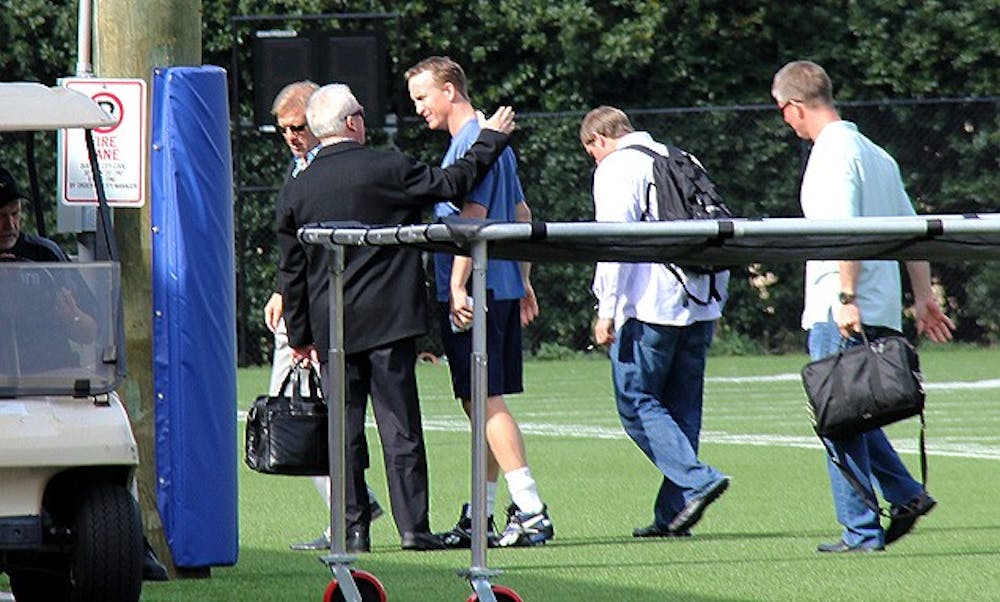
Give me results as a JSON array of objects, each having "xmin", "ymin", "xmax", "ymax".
[
  {"xmin": 264, "ymin": 82, "xmax": 385, "ymax": 553},
  {"xmin": 772, "ymin": 60, "xmax": 953, "ymax": 553}
]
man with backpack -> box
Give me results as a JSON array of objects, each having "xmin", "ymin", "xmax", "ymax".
[{"xmin": 580, "ymin": 105, "xmax": 730, "ymax": 538}]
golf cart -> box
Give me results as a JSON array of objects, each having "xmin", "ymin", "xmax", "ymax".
[{"xmin": 0, "ymin": 83, "xmax": 142, "ymax": 601}]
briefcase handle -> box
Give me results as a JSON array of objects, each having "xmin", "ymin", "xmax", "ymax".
[
  {"xmin": 276, "ymin": 359, "xmax": 325, "ymax": 403},
  {"xmin": 830, "ymin": 330, "xmax": 887, "ymax": 409}
]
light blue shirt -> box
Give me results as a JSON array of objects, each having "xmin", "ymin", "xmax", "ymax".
[
  {"xmin": 434, "ymin": 118, "xmax": 526, "ymax": 302},
  {"xmin": 800, "ymin": 121, "xmax": 916, "ymax": 331},
  {"xmin": 291, "ymin": 145, "xmax": 320, "ymax": 178}
]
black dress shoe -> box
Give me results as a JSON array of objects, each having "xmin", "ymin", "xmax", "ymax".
[
  {"xmin": 346, "ymin": 529, "xmax": 371, "ymax": 553},
  {"xmin": 668, "ymin": 477, "xmax": 730, "ymax": 532},
  {"xmin": 400, "ymin": 531, "xmax": 447, "ymax": 551},
  {"xmin": 289, "ymin": 534, "xmax": 329, "ymax": 551},
  {"xmin": 632, "ymin": 524, "xmax": 692, "ymax": 538},
  {"xmin": 885, "ymin": 491, "xmax": 936, "ymax": 545},
  {"xmin": 817, "ymin": 540, "xmax": 884, "ymax": 553},
  {"xmin": 142, "ymin": 539, "xmax": 170, "ymax": 581}
]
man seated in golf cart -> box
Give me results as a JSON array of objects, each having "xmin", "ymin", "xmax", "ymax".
[
  {"xmin": 0, "ymin": 166, "xmax": 99, "ymax": 373},
  {"xmin": 0, "ymin": 163, "xmax": 169, "ymax": 581}
]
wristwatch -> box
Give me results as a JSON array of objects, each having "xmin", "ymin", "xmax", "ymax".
[{"xmin": 838, "ymin": 291, "xmax": 857, "ymax": 305}]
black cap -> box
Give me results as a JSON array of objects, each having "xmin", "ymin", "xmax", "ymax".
[{"xmin": 0, "ymin": 167, "xmax": 23, "ymax": 206}]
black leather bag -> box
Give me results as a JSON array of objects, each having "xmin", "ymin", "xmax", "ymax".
[
  {"xmin": 801, "ymin": 335, "xmax": 924, "ymax": 439},
  {"xmin": 801, "ymin": 334, "xmax": 928, "ymax": 515},
  {"xmin": 244, "ymin": 364, "xmax": 329, "ymax": 476}
]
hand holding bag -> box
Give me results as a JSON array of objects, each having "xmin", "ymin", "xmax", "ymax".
[{"xmin": 245, "ymin": 362, "xmax": 329, "ymax": 476}]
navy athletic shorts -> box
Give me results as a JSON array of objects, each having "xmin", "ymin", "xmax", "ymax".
[{"xmin": 438, "ymin": 292, "xmax": 523, "ymax": 400}]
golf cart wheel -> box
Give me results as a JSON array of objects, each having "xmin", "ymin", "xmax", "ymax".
[
  {"xmin": 8, "ymin": 569, "xmax": 72, "ymax": 602},
  {"xmin": 69, "ymin": 484, "xmax": 143, "ymax": 602},
  {"xmin": 466, "ymin": 584, "xmax": 524, "ymax": 602},
  {"xmin": 324, "ymin": 570, "xmax": 387, "ymax": 602}
]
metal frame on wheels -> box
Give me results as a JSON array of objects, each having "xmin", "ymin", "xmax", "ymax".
[
  {"xmin": 319, "ymin": 245, "xmax": 366, "ymax": 602},
  {"xmin": 300, "ymin": 213, "xmax": 1000, "ymax": 600},
  {"xmin": 464, "ymin": 238, "xmax": 503, "ymax": 602},
  {"xmin": 300, "ymin": 228, "xmax": 512, "ymax": 601}
]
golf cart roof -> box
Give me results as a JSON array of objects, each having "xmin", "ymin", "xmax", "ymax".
[{"xmin": 0, "ymin": 82, "xmax": 118, "ymax": 131}]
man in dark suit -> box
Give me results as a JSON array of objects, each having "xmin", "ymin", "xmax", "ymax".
[{"xmin": 276, "ymin": 83, "xmax": 516, "ymax": 552}]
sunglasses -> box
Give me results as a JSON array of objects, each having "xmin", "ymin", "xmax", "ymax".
[
  {"xmin": 778, "ymin": 99, "xmax": 802, "ymax": 114},
  {"xmin": 277, "ymin": 123, "xmax": 308, "ymax": 135}
]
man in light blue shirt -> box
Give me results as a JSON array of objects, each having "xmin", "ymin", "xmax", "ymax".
[{"xmin": 773, "ymin": 60, "xmax": 954, "ymax": 553}]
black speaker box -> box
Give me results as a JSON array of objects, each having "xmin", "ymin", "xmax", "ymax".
[{"xmin": 252, "ymin": 32, "xmax": 387, "ymax": 128}]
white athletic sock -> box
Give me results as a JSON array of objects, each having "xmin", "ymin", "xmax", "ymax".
[
  {"xmin": 505, "ymin": 467, "xmax": 543, "ymax": 514},
  {"xmin": 487, "ymin": 481, "xmax": 498, "ymax": 518},
  {"xmin": 464, "ymin": 481, "xmax": 499, "ymax": 519}
]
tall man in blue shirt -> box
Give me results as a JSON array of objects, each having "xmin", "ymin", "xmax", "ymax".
[{"xmin": 405, "ymin": 57, "xmax": 553, "ymax": 547}]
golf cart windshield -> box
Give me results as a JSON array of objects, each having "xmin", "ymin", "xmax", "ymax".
[
  {"xmin": 0, "ymin": 261, "xmax": 122, "ymax": 397},
  {"xmin": 0, "ymin": 82, "xmax": 123, "ymax": 398}
]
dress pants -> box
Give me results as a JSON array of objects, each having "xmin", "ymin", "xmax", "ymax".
[{"xmin": 328, "ymin": 337, "xmax": 430, "ymax": 537}]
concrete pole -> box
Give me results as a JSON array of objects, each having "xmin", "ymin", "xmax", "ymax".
[{"xmin": 92, "ymin": 0, "xmax": 202, "ymax": 576}]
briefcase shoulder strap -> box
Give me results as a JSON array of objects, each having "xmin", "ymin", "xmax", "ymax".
[{"xmin": 816, "ymin": 412, "xmax": 927, "ymax": 519}]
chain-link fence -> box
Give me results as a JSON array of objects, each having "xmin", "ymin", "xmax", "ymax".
[{"xmin": 234, "ymin": 97, "xmax": 998, "ymax": 365}]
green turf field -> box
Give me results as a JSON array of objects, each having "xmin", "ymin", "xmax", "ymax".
[{"xmin": 6, "ymin": 348, "xmax": 999, "ymax": 600}]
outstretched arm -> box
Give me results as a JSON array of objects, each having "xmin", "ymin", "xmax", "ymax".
[{"xmin": 906, "ymin": 260, "xmax": 954, "ymax": 343}]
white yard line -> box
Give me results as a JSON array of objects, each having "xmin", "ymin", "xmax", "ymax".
[
  {"xmin": 705, "ymin": 374, "xmax": 1000, "ymax": 390},
  {"xmin": 237, "ymin": 376, "xmax": 1000, "ymax": 461}
]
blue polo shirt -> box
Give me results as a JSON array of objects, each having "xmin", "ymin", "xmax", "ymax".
[{"xmin": 434, "ymin": 119, "xmax": 525, "ymax": 302}]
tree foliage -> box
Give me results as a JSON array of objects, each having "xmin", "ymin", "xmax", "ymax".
[{"xmin": 2, "ymin": 1, "xmax": 996, "ymax": 363}]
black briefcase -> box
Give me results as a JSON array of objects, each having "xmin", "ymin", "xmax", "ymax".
[
  {"xmin": 244, "ymin": 364, "xmax": 329, "ymax": 476},
  {"xmin": 801, "ymin": 335, "xmax": 925, "ymax": 439}
]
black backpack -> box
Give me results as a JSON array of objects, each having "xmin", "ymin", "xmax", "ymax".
[{"xmin": 624, "ymin": 144, "xmax": 734, "ymax": 306}]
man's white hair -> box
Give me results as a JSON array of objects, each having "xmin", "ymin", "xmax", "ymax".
[{"xmin": 306, "ymin": 83, "xmax": 363, "ymax": 139}]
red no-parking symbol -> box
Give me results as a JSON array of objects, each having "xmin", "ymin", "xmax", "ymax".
[{"xmin": 91, "ymin": 91, "xmax": 123, "ymax": 134}]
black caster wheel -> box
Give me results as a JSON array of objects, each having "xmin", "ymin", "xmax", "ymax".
[
  {"xmin": 324, "ymin": 569, "xmax": 387, "ymax": 602},
  {"xmin": 466, "ymin": 584, "xmax": 524, "ymax": 602}
]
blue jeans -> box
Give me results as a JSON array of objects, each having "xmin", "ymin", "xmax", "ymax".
[
  {"xmin": 808, "ymin": 321, "xmax": 924, "ymax": 547},
  {"xmin": 611, "ymin": 319, "xmax": 726, "ymax": 528}
]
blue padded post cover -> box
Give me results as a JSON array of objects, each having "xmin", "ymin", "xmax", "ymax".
[{"xmin": 151, "ymin": 65, "xmax": 238, "ymax": 568}]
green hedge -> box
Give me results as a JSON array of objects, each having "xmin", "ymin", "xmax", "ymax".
[{"xmin": 3, "ymin": 1, "xmax": 996, "ymax": 364}]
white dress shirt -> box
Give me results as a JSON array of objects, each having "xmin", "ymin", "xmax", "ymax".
[{"xmin": 591, "ymin": 131, "xmax": 724, "ymax": 331}]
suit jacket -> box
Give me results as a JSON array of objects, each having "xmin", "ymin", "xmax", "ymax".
[{"xmin": 277, "ymin": 129, "xmax": 509, "ymax": 359}]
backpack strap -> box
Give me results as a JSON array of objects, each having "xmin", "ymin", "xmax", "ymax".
[
  {"xmin": 664, "ymin": 264, "xmax": 723, "ymax": 307},
  {"xmin": 622, "ymin": 144, "xmax": 662, "ymax": 222}
]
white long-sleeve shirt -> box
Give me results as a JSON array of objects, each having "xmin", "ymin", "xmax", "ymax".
[{"xmin": 591, "ymin": 131, "xmax": 725, "ymax": 331}]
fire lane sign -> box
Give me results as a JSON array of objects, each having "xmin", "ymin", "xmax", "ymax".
[{"xmin": 58, "ymin": 78, "xmax": 147, "ymax": 208}]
